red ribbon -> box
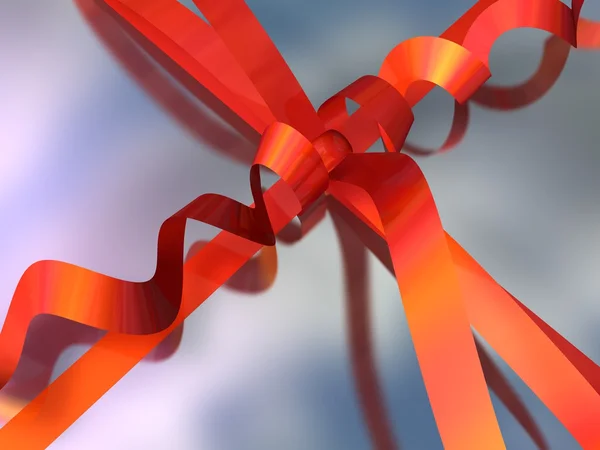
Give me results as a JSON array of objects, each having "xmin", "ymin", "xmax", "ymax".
[{"xmin": 1, "ymin": 0, "xmax": 599, "ymax": 448}]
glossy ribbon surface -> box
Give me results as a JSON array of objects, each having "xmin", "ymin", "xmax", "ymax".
[{"xmin": 1, "ymin": 0, "xmax": 600, "ymax": 448}]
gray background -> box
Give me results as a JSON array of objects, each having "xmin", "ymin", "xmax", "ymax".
[{"xmin": 0, "ymin": 0, "xmax": 599, "ymax": 448}]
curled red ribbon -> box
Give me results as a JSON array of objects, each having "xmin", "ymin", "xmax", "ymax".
[
  {"xmin": 73, "ymin": 3, "xmax": 555, "ymax": 448},
  {"xmin": 1, "ymin": 0, "xmax": 600, "ymax": 448}
]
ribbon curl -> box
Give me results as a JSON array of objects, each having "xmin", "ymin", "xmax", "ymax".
[
  {"xmin": 403, "ymin": 2, "xmax": 600, "ymax": 157},
  {"xmin": 2, "ymin": 0, "xmax": 600, "ymax": 448},
  {"xmin": 74, "ymin": 6, "xmax": 552, "ymax": 447},
  {"xmin": 7, "ymin": 4, "xmax": 546, "ymax": 448}
]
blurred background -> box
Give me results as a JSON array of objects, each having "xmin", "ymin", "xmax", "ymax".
[{"xmin": 1, "ymin": 0, "xmax": 599, "ymax": 448}]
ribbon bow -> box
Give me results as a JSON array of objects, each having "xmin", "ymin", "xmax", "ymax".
[{"xmin": 1, "ymin": 0, "xmax": 600, "ymax": 448}]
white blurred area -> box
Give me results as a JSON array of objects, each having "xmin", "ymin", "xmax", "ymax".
[{"xmin": 0, "ymin": 0, "xmax": 599, "ymax": 449}]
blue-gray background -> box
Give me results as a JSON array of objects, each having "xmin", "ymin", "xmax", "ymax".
[{"xmin": 0, "ymin": 0, "xmax": 599, "ymax": 448}]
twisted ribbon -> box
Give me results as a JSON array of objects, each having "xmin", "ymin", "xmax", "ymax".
[
  {"xmin": 1, "ymin": 0, "xmax": 600, "ymax": 448},
  {"xmin": 2, "ymin": 1, "xmax": 554, "ymax": 447}
]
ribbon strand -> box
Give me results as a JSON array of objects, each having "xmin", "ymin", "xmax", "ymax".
[{"xmin": 2, "ymin": 0, "xmax": 600, "ymax": 448}]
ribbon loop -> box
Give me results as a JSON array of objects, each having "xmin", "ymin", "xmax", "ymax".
[
  {"xmin": 254, "ymin": 123, "xmax": 330, "ymax": 213},
  {"xmin": 318, "ymin": 75, "xmax": 414, "ymax": 153}
]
